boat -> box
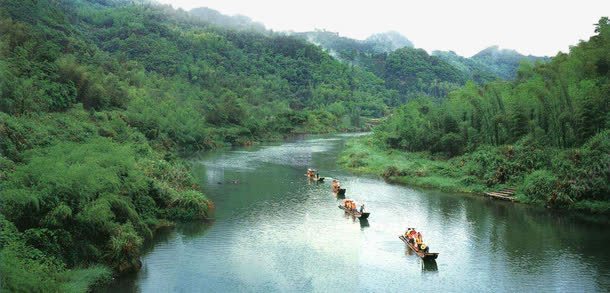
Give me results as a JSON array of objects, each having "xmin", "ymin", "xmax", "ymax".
[
  {"xmin": 336, "ymin": 188, "xmax": 346, "ymax": 196},
  {"xmin": 399, "ymin": 235, "xmax": 439, "ymax": 260},
  {"xmin": 338, "ymin": 205, "xmax": 370, "ymax": 219}
]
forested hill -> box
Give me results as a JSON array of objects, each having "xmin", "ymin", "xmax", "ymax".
[
  {"xmin": 185, "ymin": 6, "xmax": 547, "ymax": 101},
  {"xmin": 470, "ymin": 46, "xmax": 550, "ymax": 79},
  {"xmin": 362, "ymin": 17, "xmax": 609, "ymax": 211},
  {"xmin": 290, "ymin": 28, "xmax": 547, "ymax": 101},
  {"xmin": 1, "ymin": 0, "xmax": 395, "ymax": 145},
  {"xmin": 0, "ymin": 0, "xmax": 395, "ymax": 291}
]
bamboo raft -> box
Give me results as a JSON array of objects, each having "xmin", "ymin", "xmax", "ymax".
[
  {"xmin": 484, "ymin": 188, "xmax": 516, "ymax": 201},
  {"xmin": 338, "ymin": 205, "xmax": 370, "ymax": 219},
  {"xmin": 399, "ymin": 236, "xmax": 439, "ymax": 260}
]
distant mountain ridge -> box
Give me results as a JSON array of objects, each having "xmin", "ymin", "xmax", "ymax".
[
  {"xmin": 365, "ymin": 31, "xmax": 414, "ymax": 52},
  {"xmin": 187, "ymin": 7, "xmax": 548, "ymax": 100},
  {"xmin": 189, "ymin": 7, "xmax": 267, "ymax": 32},
  {"xmin": 187, "ymin": 6, "xmax": 548, "ymax": 82},
  {"xmin": 468, "ymin": 45, "xmax": 550, "ymax": 79}
]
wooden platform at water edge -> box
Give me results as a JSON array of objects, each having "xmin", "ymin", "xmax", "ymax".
[{"xmin": 484, "ymin": 188, "xmax": 516, "ymax": 201}]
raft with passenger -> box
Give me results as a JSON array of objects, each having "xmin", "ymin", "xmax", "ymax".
[
  {"xmin": 305, "ymin": 168, "xmax": 324, "ymax": 182},
  {"xmin": 399, "ymin": 228, "xmax": 438, "ymax": 260},
  {"xmin": 339, "ymin": 199, "xmax": 370, "ymax": 219}
]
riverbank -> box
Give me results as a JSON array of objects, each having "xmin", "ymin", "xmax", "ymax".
[{"xmin": 338, "ymin": 136, "xmax": 610, "ymax": 214}]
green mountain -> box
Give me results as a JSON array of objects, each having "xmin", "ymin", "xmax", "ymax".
[
  {"xmin": 186, "ymin": 8, "xmax": 548, "ymax": 102},
  {"xmin": 295, "ymin": 29, "xmax": 548, "ymax": 101},
  {"xmin": 293, "ymin": 31, "xmax": 465, "ymax": 100},
  {"xmin": 296, "ymin": 30, "xmax": 413, "ymax": 58},
  {"xmin": 470, "ymin": 45, "xmax": 549, "ymax": 79},
  {"xmin": 383, "ymin": 47, "xmax": 467, "ymax": 102},
  {"xmin": 365, "ymin": 31, "xmax": 414, "ymax": 52},
  {"xmin": 431, "ymin": 50, "xmax": 499, "ymax": 84}
]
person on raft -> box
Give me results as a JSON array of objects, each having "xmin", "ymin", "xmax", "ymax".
[
  {"xmin": 342, "ymin": 199, "xmax": 358, "ymax": 211},
  {"xmin": 306, "ymin": 168, "xmax": 315, "ymax": 178},
  {"xmin": 405, "ymin": 228, "xmax": 417, "ymax": 244},
  {"xmin": 331, "ymin": 179, "xmax": 341, "ymax": 193},
  {"xmin": 405, "ymin": 229, "xmax": 430, "ymax": 253}
]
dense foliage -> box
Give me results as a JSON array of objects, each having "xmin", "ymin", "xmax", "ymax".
[
  {"xmin": 297, "ymin": 30, "xmax": 547, "ymax": 103},
  {"xmin": 0, "ymin": 0, "xmax": 397, "ymax": 291},
  {"xmin": 368, "ymin": 18, "xmax": 610, "ymax": 209},
  {"xmin": 431, "ymin": 50, "xmax": 502, "ymax": 84},
  {"xmin": 0, "ymin": 109, "xmax": 213, "ymax": 291}
]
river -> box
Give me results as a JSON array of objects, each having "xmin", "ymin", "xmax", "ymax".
[{"xmin": 102, "ymin": 134, "xmax": 610, "ymax": 292}]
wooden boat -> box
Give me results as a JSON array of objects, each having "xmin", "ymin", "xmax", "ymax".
[
  {"xmin": 399, "ymin": 235, "xmax": 438, "ymax": 260},
  {"xmin": 338, "ymin": 205, "xmax": 370, "ymax": 219}
]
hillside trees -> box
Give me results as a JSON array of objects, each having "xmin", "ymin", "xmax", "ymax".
[{"xmin": 372, "ymin": 18, "xmax": 609, "ymax": 207}]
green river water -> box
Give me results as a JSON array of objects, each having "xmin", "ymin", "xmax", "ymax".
[{"xmin": 101, "ymin": 134, "xmax": 610, "ymax": 292}]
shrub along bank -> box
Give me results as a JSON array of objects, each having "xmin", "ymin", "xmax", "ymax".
[
  {"xmin": 339, "ymin": 133, "xmax": 610, "ymax": 214},
  {"xmin": 0, "ymin": 109, "xmax": 213, "ymax": 292}
]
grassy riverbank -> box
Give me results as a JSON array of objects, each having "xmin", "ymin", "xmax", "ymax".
[{"xmin": 339, "ymin": 136, "xmax": 610, "ymax": 214}]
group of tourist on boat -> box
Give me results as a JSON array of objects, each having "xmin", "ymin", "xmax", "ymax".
[
  {"xmin": 306, "ymin": 167, "xmax": 436, "ymax": 259},
  {"xmin": 307, "ymin": 168, "xmax": 369, "ymax": 219},
  {"xmin": 341, "ymin": 199, "xmax": 366, "ymax": 214},
  {"xmin": 403, "ymin": 228, "xmax": 429, "ymax": 253},
  {"xmin": 331, "ymin": 179, "xmax": 341, "ymax": 193}
]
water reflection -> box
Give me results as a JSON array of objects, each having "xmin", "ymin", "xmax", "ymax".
[
  {"xmin": 359, "ymin": 219, "xmax": 370, "ymax": 229},
  {"xmin": 421, "ymin": 260, "xmax": 438, "ymax": 272}
]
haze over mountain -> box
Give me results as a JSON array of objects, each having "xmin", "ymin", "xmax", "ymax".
[
  {"xmin": 157, "ymin": 0, "xmax": 609, "ymax": 57},
  {"xmin": 364, "ymin": 31, "xmax": 414, "ymax": 52},
  {"xmin": 190, "ymin": 7, "xmax": 266, "ymax": 32},
  {"xmin": 187, "ymin": 6, "xmax": 548, "ymax": 84}
]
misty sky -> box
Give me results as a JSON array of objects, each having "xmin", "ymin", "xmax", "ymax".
[{"xmin": 156, "ymin": 0, "xmax": 609, "ymax": 57}]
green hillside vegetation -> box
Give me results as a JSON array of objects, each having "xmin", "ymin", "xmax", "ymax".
[
  {"xmin": 296, "ymin": 30, "xmax": 462, "ymax": 100},
  {"xmin": 431, "ymin": 50, "xmax": 501, "ymax": 84},
  {"xmin": 0, "ymin": 0, "xmax": 395, "ymax": 291},
  {"xmin": 383, "ymin": 47, "xmax": 467, "ymax": 102},
  {"xmin": 298, "ymin": 30, "xmax": 548, "ymax": 104},
  {"xmin": 295, "ymin": 32, "xmax": 468, "ymax": 102},
  {"xmin": 341, "ymin": 18, "xmax": 610, "ymax": 212}
]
